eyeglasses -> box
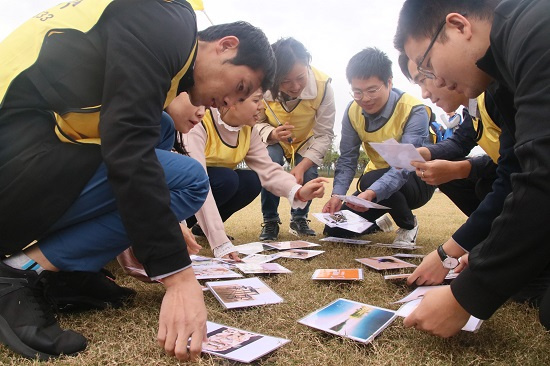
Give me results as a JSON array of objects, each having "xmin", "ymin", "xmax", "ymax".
[
  {"xmin": 349, "ymin": 84, "xmax": 384, "ymax": 101},
  {"xmin": 417, "ymin": 20, "xmax": 446, "ymax": 80}
]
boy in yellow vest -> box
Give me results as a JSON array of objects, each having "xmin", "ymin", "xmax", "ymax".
[
  {"xmin": 0, "ymin": 0, "xmax": 275, "ymax": 361},
  {"xmin": 323, "ymin": 47, "xmax": 435, "ymax": 245}
]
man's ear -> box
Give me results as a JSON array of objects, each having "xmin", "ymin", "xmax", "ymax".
[
  {"xmin": 445, "ymin": 13, "xmax": 473, "ymax": 39},
  {"xmin": 216, "ymin": 36, "xmax": 240, "ymax": 54}
]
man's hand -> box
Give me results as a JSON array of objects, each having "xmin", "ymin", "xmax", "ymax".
[
  {"xmin": 411, "ymin": 160, "xmax": 471, "ymax": 185},
  {"xmin": 222, "ymin": 251, "xmax": 242, "ymax": 262},
  {"xmin": 322, "ymin": 196, "xmax": 343, "ymax": 214},
  {"xmin": 403, "ymin": 286, "xmax": 471, "ymax": 338},
  {"xmin": 299, "ymin": 177, "xmax": 329, "ymax": 201},
  {"xmin": 407, "ymin": 250, "xmax": 450, "ymax": 286},
  {"xmin": 268, "ymin": 123, "xmax": 294, "ymax": 143},
  {"xmin": 346, "ymin": 190, "xmax": 376, "ymax": 212},
  {"xmin": 158, "ymin": 267, "xmax": 207, "ymax": 361},
  {"xmin": 180, "ymin": 224, "xmax": 201, "ymax": 255}
]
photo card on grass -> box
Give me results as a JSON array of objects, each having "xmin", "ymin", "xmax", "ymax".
[
  {"xmin": 207, "ymin": 277, "xmax": 283, "ymax": 309},
  {"xmin": 355, "ymin": 256, "xmax": 417, "ymax": 271},
  {"xmin": 200, "ymin": 321, "xmax": 290, "ymax": 363},
  {"xmin": 298, "ymin": 298, "xmax": 397, "ymax": 344},
  {"xmin": 236, "ymin": 263, "xmax": 292, "ymax": 274},
  {"xmin": 320, "ymin": 236, "xmax": 372, "ymax": 245},
  {"xmin": 312, "ymin": 269, "xmax": 363, "ymax": 281},
  {"xmin": 241, "ymin": 253, "xmax": 281, "ymax": 264},
  {"xmin": 193, "ymin": 265, "xmax": 243, "ymax": 280},
  {"xmin": 277, "ymin": 249, "xmax": 325, "ymax": 260},
  {"xmin": 263, "ymin": 240, "xmax": 321, "ymax": 250}
]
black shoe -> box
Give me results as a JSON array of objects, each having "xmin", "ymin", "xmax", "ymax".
[
  {"xmin": 191, "ymin": 224, "xmax": 234, "ymax": 241},
  {"xmin": 259, "ymin": 220, "xmax": 281, "ymax": 241},
  {"xmin": 289, "ymin": 218, "xmax": 316, "ymax": 237},
  {"xmin": 43, "ymin": 268, "xmax": 136, "ymax": 312},
  {"xmin": 0, "ymin": 261, "xmax": 87, "ymax": 360}
]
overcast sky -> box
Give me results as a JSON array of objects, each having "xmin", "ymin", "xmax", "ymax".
[{"xmin": 0, "ymin": 0, "xmax": 447, "ymax": 145}]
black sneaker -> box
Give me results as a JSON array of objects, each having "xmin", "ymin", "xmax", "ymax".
[
  {"xmin": 289, "ymin": 218, "xmax": 316, "ymax": 237},
  {"xmin": 0, "ymin": 261, "xmax": 87, "ymax": 360},
  {"xmin": 259, "ymin": 220, "xmax": 281, "ymax": 241},
  {"xmin": 191, "ymin": 224, "xmax": 234, "ymax": 241},
  {"xmin": 43, "ymin": 268, "xmax": 136, "ymax": 312}
]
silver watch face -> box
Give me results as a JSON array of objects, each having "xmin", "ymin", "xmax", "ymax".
[{"xmin": 443, "ymin": 257, "xmax": 459, "ymax": 269}]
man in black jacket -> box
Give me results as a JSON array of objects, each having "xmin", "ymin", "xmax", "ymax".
[
  {"xmin": 394, "ymin": 0, "xmax": 550, "ymax": 337},
  {"xmin": 0, "ymin": 0, "xmax": 275, "ymax": 361}
]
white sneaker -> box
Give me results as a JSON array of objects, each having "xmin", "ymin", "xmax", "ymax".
[
  {"xmin": 393, "ymin": 216, "xmax": 419, "ymax": 246},
  {"xmin": 375, "ymin": 214, "xmax": 394, "ymax": 233}
]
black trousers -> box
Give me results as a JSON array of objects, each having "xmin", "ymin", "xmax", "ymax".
[
  {"xmin": 438, "ymin": 174, "xmax": 496, "ymax": 217},
  {"xmin": 186, "ymin": 167, "xmax": 261, "ymax": 227},
  {"xmin": 324, "ymin": 167, "xmax": 435, "ymax": 237}
]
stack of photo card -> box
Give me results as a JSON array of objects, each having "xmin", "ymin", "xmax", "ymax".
[
  {"xmin": 236, "ymin": 263, "xmax": 292, "ymax": 274},
  {"xmin": 312, "ymin": 269, "xmax": 363, "ymax": 281},
  {"xmin": 332, "ymin": 194, "xmax": 390, "ymax": 210},
  {"xmin": 264, "ymin": 240, "xmax": 321, "ymax": 250},
  {"xmin": 312, "ymin": 210, "xmax": 373, "ymax": 234},
  {"xmin": 277, "ymin": 249, "xmax": 325, "ymax": 260},
  {"xmin": 206, "ymin": 277, "xmax": 283, "ymax": 309},
  {"xmin": 200, "ymin": 322, "xmax": 290, "ymax": 363},
  {"xmin": 356, "ymin": 256, "xmax": 417, "ymax": 271},
  {"xmin": 241, "ymin": 253, "xmax": 281, "ymax": 264},
  {"xmin": 298, "ymin": 298, "xmax": 397, "ymax": 344},
  {"xmin": 233, "ymin": 242, "xmax": 271, "ymax": 255},
  {"xmin": 393, "ymin": 286, "xmax": 483, "ymax": 332},
  {"xmin": 384, "ymin": 272, "xmax": 458, "ymax": 281},
  {"xmin": 320, "ymin": 236, "xmax": 372, "ymax": 245},
  {"xmin": 193, "ymin": 265, "xmax": 243, "ymax": 280}
]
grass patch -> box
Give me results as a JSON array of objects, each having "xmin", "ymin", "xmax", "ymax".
[{"xmin": 2, "ymin": 179, "xmax": 549, "ymax": 365}]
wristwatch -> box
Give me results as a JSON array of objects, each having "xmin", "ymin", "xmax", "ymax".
[{"xmin": 437, "ymin": 244, "xmax": 459, "ymax": 269}]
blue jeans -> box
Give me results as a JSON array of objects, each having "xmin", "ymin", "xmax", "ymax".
[
  {"xmin": 260, "ymin": 143, "xmax": 318, "ymax": 222},
  {"xmin": 38, "ymin": 112, "xmax": 209, "ymax": 271}
]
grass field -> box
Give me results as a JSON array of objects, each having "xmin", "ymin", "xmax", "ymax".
[{"xmin": 3, "ymin": 178, "xmax": 550, "ymax": 365}]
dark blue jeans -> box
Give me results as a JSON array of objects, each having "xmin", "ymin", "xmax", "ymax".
[
  {"xmin": 186, "ymin": 167, "xmax": 261, "ymax": 227},
  {"xmin": 39, "ymin": 112, "xmax": 209, "ymax": 271},
  {"xmin": 260, "ymin": 143, "xmax": 318, "ymax": 222}
]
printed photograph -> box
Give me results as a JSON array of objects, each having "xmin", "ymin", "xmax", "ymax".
[
  {"xmin": 312, "ymin": 269, "xmax": 364, "ymax": 281},
  {"xmin": 207, "ymin": 277, "xmax": 284, "ymax": 309},
  {"xmin": 355, "ymin": 256, "xmax": 417, "ymax": 271}
]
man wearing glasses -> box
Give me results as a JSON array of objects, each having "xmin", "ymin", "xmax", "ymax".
[
  {"xmin": 322, "ymin": 47, "xmax": 435, "ymax": 244},
  {"xmin": 394, "ymin": 0, "xmax": 550, "ymax": 336}
]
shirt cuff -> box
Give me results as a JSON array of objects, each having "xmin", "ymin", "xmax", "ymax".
[
  {"xmin": 289, "ymin": 184, "xmax": 308, "ymax": 209},
  {"xmin": 149, "ymin": 263, "xmax": 192, "ymax": 282}
]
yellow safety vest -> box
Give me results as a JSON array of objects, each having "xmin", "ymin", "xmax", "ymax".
[
  {"xmin": 0, "ymin": 0, "xmax": 196, "ymax": 145},
  {"xmin": 348, "ymin": 92, "xmax": 431, "ymax": 173},
  {"xmin": 264, "ymin": 66, "xmax": 331, "ymax": 159},
  {"xmin": 202, "ymin": 109, "xmax": 252, "ymax": 169},
  {"xmin": 473, "ymin": 93, "xmax": 501, "ymax": 163}
]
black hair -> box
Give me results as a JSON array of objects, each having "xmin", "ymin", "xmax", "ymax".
[
  {"xmin": 173, "ymin": 132, "xmax": 188, "ymax": 155},
  {"xmin": 394, "ymin": 0, "xmax": 500, "ymax": 53},
  {"xmin": 198, "ymin": 21, "xmax": 276, "ymax": 91},
  {"xmin": 398, "ymin": 52, "xmax": 413, "ymax": 81},
  {"xmin": 346, "ymin": 47, "xmax": 392, "ymax": 85},
  {"xmin": 269, "ymin": 37, "xmax": 312, "ymax": 98}
]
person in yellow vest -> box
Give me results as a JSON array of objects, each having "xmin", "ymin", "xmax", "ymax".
[
  {"xmin": 322, "ymin": 47, "xmax": 435, "ymax": 244},
  {"xmin": 0, "ymin": 0, "xmax": 276, "ymax": 361},
  {"xmin": 395, "ymin": 54, "xmax": 527, "ymax": 297},
  {"xmin": 397, "ymin": 53, "xmax": 500, "ymax": 217},
  {"xmin": 256, "ymin": 37, "xmax": 335, "ymax": 241}
]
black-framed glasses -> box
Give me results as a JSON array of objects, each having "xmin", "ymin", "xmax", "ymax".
[
  {"xmin": 417, "ymin": 20, "xmax": 446, "ymax": 80},
  {"xmin": 349, "ymin": 84, "xmax": 384, "ymax": 101}
]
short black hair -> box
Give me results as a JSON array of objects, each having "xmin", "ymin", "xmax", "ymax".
[
  {"xmin": 346, "ymin": 47, "xmax": 392, "ymax": 85},
  {"xmin": 394, "ymin": 0, "xmax": 500, "ymax": 53},
  {"xmin": 269, "ymin": 37, "xmax": 312, "ymax": 98},
  {"xmin": 199, "ymin": 21, "xmax": 276, "ymax": 91},
  {"xmin": 398, "ymin": 52, "xmax": 413, "ymax": 81}
]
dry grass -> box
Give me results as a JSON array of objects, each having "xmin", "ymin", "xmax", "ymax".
[{"xmin": 3, "ymin": 178, "xmax": 550, "ymax": 365}]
